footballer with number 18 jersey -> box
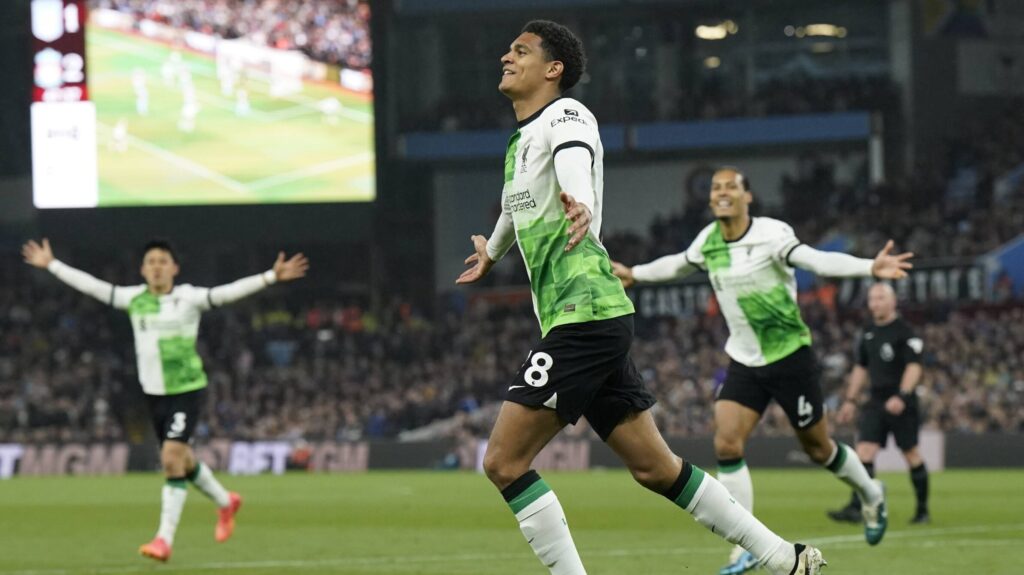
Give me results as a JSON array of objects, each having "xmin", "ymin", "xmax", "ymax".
[
  {"xmin": 457, "ymin": 21, "xmax": 825, "ymax": 575},
  {"xmin": 495, "ymin": 96, "xmax": 634, "ymax": 337}
]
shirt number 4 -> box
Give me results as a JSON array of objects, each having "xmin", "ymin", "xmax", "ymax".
[{"xmin": 797, "ymin": 395, "xmax": 815, "ymax": 428}]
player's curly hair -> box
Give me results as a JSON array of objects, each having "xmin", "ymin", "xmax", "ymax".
[
  {"xmin": 522, "ymin": 20, "xmax": 587, "ymax": 92},
  {"xmin": 142, "ymin": 238, "xmax": 179, "ymax": 263}
]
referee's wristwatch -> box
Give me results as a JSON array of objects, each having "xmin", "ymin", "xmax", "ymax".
[{"xmin": 899, "ymin": 390, "xmax": 915, "ymax": 403}]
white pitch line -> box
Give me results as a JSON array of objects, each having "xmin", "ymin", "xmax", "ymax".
[
  {"xmin": 4, "ymin": 522, "xmax": 1022, "ymax": 575},
  {"xmin": 244, "ymin": 152, "xmax": 374, "ymax": 191},
  {"xmin": 261, "ymin": 104, "xmax": 320, "ymax": 121},
  {"xmin": 340, "ymin": 107, "xmax": 373, "ymax": 123},
  {"xmin": 262, "ymin": 103, "xmax": 373, "ymax": 124},
  {"xmin": 806, "ymin": 521, "xmax": 1024, "ymax": 546},
  {"xmin": 88, "ymin": 35, "xmax": 281, "ymax": 123},
  {"xmin": 97, "ymin": 122, "xmax": 250, "ymax": 195}
]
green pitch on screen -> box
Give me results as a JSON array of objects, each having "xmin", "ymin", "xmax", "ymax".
[
  {"xmin": 2, "ymin": 470, "xmax": 1022, "ymax": 574},
  {"xmin": 87, "ymin": 27, "xmax": 375, "ymax": 206}
]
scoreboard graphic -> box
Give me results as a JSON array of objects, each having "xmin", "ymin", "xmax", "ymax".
[
  {"xmin": 31, "ymin": 0, "xmax": 98, "ymax": 208},
  {"xmin": 29, "ymin": 0, "xmax": 376, "ymax": 209}
]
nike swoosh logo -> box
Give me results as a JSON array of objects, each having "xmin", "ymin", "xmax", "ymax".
[{"xmin": 508, "ymin": 385, "xmax": 526, "ymax": 391}]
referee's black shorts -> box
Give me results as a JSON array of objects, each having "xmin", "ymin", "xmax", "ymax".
[{"xmin": 858, "ymin": 397, "xmax": 920, "ymax": 450}]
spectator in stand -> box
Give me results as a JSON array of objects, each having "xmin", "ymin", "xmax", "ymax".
[
  {"xmin": 4, "ymin": 248, "xmax": 1023, "ymax": 444},
  {"xmin": 93, "ymin": 0, "xmax": 372, "ymax": 69}
]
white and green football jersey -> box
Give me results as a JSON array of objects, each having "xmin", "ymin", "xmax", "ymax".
[
  {"xmin": 48, "ymin": 259, "xmax": 275, "ymax": 396},
  {"xmin": 111, "ymin": 284, "xmax": 215, "ymax": 396},
  {"xmin": 684, "ymin": 217, "xmax": 810, "ymax": 367},
  {"xmin": 500, "ymin": 97, "xmax": 634, "ymax": 336}
]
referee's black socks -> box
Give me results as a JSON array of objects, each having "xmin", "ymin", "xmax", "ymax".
[{"xmin": 910, "ymin": 462, "xmax": 929, "ymax": 513}]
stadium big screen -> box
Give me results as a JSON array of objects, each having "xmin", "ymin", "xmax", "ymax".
[{"xmin": 30, "ymin": 0, "xmax": 375, "ymax": 208}]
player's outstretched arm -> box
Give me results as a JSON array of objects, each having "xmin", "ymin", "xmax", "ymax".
[
  {"xmin": 272, "ymin": 251, "xmax": 310, "ymax": 282},
  {"xmin": 455, "ymin": 235, "xmax": 496, "ymax": 285},
  {"xmin": 207, "ymin": 251, "xmax": 308, "ymax": 307},
  {"xmin": 787, "ymin": 239, "xmax": 913, "ymax": 279},
  {"xmin": 870, "ymin": 239, "xmax": 915, "ymax": 280},
  {"xmin": 22, "ymin": 238, "xmax": 54, "ymax": 269},
  {"xmin": 614, "ymin": 252, "xmax": 698, "ymax": 288},
  {"xmin": 23, "ymin": 238, "xmax": 119, "ymax": 304},
  {"xmin": 611, "ymin": 261, "xmax": 636, "ymax": 288}
]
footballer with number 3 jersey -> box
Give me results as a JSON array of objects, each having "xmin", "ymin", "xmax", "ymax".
[
  {"xmin": 457, "ymin": 21, "xmax": 825, "ymax": 575},
  {"xmin": 22, "ymin": 238, "xmax": 308, "ymax": 563},
  {"xmin": 614, "ymin": 167, "xmax": 914, "ymax": 574}
]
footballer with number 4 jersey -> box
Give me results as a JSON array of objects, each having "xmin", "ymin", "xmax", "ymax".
[
  {"xmin": 614, "ymin": 167, "xmax": 914, "ymax": 575},
  {"xmin": 22, "ymin": 237, "xmax": 308, "ymax": 563},
  {"xmin": 457, "ymin": 21, "xmax": 825, "ymax": 575}
]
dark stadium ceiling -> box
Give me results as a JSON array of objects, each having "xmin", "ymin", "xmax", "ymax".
[{"xmin": 393, "ymin": 0, "xmax": 831, "ymax": 15}]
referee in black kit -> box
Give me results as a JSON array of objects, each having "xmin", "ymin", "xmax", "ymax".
[{"xmin": 828, "ymin": 282, "xmax": 931, "ymax": 525}]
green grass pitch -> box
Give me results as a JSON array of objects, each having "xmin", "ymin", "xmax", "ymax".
[
  {"xmin": 86, "ymin": 26, "xmax": 375, "ymax": 206},
  {"xmin": 1, "ymin": 469, "xmax": 1022, "ymax": 574}
]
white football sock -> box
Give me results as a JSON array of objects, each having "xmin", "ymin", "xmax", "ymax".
[
  {"xmin": 673, "ymin": 465, "xmax": 795, "ymax": 573},
  {"xmin": 718, "ymin": 458, "xmax": 754, "ymax": 511},
  {"xmin": 719, "ymin": 459, "xmax": 755, "ymax": 562},
  {"xmin": 506, "ymin": 473, "xmax": 586, "ymax": 575},
  {"xmin": 188, "ymin": 463, "xmax": 231, "ymax": 507},
  {"xmin": 156, "ymin": 480, "xmax": 188, "ymax": 545},
  {"xmin": 825, "ymin": 442, "xmax": 882, "ymax": 505}
]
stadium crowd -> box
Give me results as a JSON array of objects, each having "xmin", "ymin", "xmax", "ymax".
[
  {"xmin": 607, "ymin": 169, "xmax": 1024, "ymax": 270},
  {"xmin": 2, "ymin": 257, "xmax": 1022, "ymax": 444},
  {"xmin": 407, "ymin": 74, "xmax": 897, "ymax": 132},
  {"xmin": 92, "ymin": 0, "xmax": 372, "ymax": 69}
]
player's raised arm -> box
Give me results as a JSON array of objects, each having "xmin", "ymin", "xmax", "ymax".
[
  {"xmin": 23, "ymin": 238, "xmax": 121, "ymax": 305},
  {"xmin": 785, "ymin": 239, "xmax": 914, "ymax": 280},
  {"xmin": 206, "ymin": 251, "xmax": 308, "ymax": 307}
]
